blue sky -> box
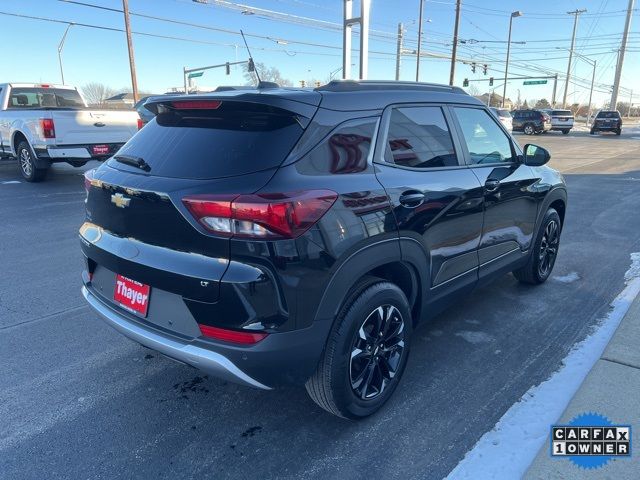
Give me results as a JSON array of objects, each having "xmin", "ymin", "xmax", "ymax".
[{"xmin": 2, "ymin": 0, "xmax": 639, "ymax": 106}]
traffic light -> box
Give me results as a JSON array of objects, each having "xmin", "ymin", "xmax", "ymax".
[
  {"xmin": 489, "ymin": 77, "xmax": 494, "ymax": 86},
  {"xmin": 315, "ymin": 81, "xmax": 321, "ymax": 88},
  {"xmin": 225, "ymin": 62, "xmax": 230, "ymax": 75},
  {"xmin": 471, "ymin": 63, "xmax": 476, "ymax": 73},
  {"xmin": 463, "ymin": 78, "xmax": 469, "ymax": 87},
  {"xmin": 248, "ymin": 58, "xmax": 255, "ymax": 72},
  {"xmin": 300, "ymin": 80, "xmax": 306, "ymax": 88},
  {"xmin": 483, "ymin": 64, "xmax": 488, "ymax": 75}
]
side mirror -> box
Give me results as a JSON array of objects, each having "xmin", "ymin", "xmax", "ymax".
[{"xmin": 523, "ymin": 144, "xmax": 551, "ymax": 166}]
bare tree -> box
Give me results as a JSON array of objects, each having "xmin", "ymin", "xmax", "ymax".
[
  {"xmin": 243, "ymin": 62, "xmax": 293, "ymax": 87},
  {"xmin": 81, "ymin": 83, "xmax": 116, "ymax": 107},
  {"xmin": 468, "ymin": 84, "xmax": 480, "ymax": 96}
]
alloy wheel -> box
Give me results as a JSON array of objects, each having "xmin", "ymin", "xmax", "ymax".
[
  {"xmin": 349, "ymin": 304, "xmax": 406, "ymax": 400},
  {"xmin": 538, "ymin": 219, "xmax": 559, "ymax": 278},
  {"xmin": 524, "ymin": 125, "xmax": 534, "ymax": 135},
  {"xmin": 19, "ymin": 148, "xmax": 33, "ymax": 177}
]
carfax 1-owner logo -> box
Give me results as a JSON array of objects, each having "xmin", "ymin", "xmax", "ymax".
[{"xmin": 551, "ymin": 412, "xmax": 632, "ymax": 469}]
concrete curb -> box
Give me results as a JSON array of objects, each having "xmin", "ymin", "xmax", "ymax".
[{"xmin": 524, "ymin": 292, "xmax": 640, "ymax": 479}]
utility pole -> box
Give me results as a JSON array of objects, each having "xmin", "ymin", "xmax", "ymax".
[
  {"xmin": 396, "ymin": 23, "xmax": 404, "ymax": 81},
  {"xmin": 502, "ymin": 11, "xmax": 523, "ymax": 107},
  {"xmin": 57, "ymin": 23, "xmax": 73, "ymax": 85},
  {"xmin": 449, "ymin": 0, "xmax": 461, "ymax": 86},
  {"xmin": 551, "ymin": 74, "xmax": 558, "ymax": 107},
  {"xmin": 416, "ymin": 0, "xmax": 424, "ymax": 81},
  {"xmin": 342, "ymin": 0, "xmax": 371, "ymax": 80},
  {"xmin": 122, "ymin": 0, "xmax": 139, "ymax": 103},
  {"xmin": 610, "ymin": 0, "xmax": 635, "ymax": 110},
  {"xmin": 628, "ymin": 90, "xmax": 634, "ymax": 118},
  {"xmin": 563, "ymin": 9, "xmax": 587, "ymax": 109},
  {"xmin": 587, "ymin": 60, "xmax": 596, "ymax": 125}
]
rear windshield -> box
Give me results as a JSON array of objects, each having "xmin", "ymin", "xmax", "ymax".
[
  {"xmin": 495, "ymin": 109, "xmax": 511, "ymax": 118},
  {"xmin": 108, "ymin": 102, "xmax": 304, "ymax": 179},
  {"xmin": 596, "ymin": 111, "xmax": 620, "ymax": 119},
  {"xmin": 551, "ymin": 110, "xmax": 573, "ymax": 116},
  {"xmin": 8, "ymin": 87, "xmax": 85, "ymax": 109}
]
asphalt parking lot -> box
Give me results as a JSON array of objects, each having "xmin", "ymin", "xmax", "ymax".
[{"xmin": 1, "ymin": 128, "xmax": 640, "ymax": 479}]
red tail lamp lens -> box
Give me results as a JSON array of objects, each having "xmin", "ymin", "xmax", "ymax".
[
  {"xmin": 182, "ymin": 190, "xmax": 337, "ymax": 239},
  {"xmin": 171, "ymin": 100, "xmax": 222, "ymax": 110},
  {"xmin": 198, "ymin": 324, "xmax": 268, "ymax": 344}
]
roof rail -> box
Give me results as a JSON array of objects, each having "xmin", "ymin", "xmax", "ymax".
[{"xmin": 315, "ymin": 80, "xmax": 467, "ymax": 95}]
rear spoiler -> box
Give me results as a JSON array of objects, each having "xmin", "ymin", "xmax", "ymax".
[{"xmin": 143, "ymin": 92, "xmax": 320, "ymax": 120}]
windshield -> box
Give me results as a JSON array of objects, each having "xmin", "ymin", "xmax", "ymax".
[
  {"xmin": 8, "ymin": 87, "xmax": 85, "ymax": 109},
  {"xmin": 551, "ymin": 110, "xmax": 573, "ymax": 116}
]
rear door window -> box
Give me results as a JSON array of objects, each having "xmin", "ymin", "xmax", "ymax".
[
  {"xmin": 383, "ymin": 106, "xmax": 458, "ymax": 169},
  {"xmin": 109, "ymin": 102, "xmax": 305, "ymax": 179}
]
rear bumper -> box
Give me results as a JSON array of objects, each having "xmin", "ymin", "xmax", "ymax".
[
  {"xmin": 83, "ymin": 285, "xmax": 273, "ymax": 389},
  {"xmin": 35, "ymin": 143, "xmax": 124, "ymax": 162},
  {"xmin": 592, "ymin": 124, "xmax": 621, "ymax": 131},
  {"xmin": 82, "ymin": 283, "xmax": 331, "ymax": 388}
]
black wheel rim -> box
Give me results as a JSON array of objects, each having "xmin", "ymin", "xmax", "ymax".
[
  {"xmin": 538, "ymin": 219, "xmax": 559, "ymax": 277},
  {"xmin": 349, "ymin": 304, "xmax": 405, "ymax": 400}
]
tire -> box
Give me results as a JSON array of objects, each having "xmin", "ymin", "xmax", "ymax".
[
  {"xmin": 523, "ymin": 124, "xmax": 535, "ymax": 135},
  {"xmin": 305, "ymin": 278, "xmax": 412, "ymax": 419},
  {"xmin": 590, "ymin": 129, "xmax": 597, "ymax": 135},
  {"xmin": 562, "ymin": 129, "xmax": 570, "ymax": 135},
  {"xmin": 616, "ymin": 129, "xmax": 621, "ymax": 136},
  {"xmin": 16, "ymin": 141, "xmax": 48, "ymax": 182},
  {"xmin": 513, "ymin": 208, "xmax": 562, "ymax": 285}
]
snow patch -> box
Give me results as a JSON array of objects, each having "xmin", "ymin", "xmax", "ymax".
[
  {"xmin": 455, "ymin": 331, "xmax": 493, "ymax": 344},
  {"xmin": 552, "ymin": 272, "xmax": 580, "ymax": 284},
  {"xmin": 447, "ymin": 252, "xmax": 640, "ymax": 480}
]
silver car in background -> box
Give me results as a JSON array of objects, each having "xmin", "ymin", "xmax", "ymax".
[
  {"xmin": 542, "ymin": 109, "xmax": 574, "ymax": 135},
  {"xmin": 490, "ymin": 107, "xmax": 513, "ymax": 133}
]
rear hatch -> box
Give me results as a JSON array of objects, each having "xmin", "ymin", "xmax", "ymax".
[
  {"xmin": 550, "ymin": 109, "xmax": 574, "ymax": 126},
  {"xmin": 53, "ymin": 110, "xmax": 138, "ymax": 145},
  {"xmin": 82, "ymin": 94, "xmax": 317, "ymax": 305}
]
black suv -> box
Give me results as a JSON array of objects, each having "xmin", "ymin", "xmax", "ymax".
[
  {"xmin": 590, "ymin": 110, "xmax": 622, "ymax": 135},
  {"xmin": 512, "ymin": 109, "xmax": 552, "ymax": 135},
  {"xmin": 80, "ymin": 81, "xmax": 567, "ymax": 419}
]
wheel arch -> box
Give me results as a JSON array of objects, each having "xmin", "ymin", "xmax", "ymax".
[{"xmin": 313, "ymin": 239, "xmax": 426, "ymax": 325}]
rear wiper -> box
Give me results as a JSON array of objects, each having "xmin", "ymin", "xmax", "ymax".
[{"xmin": 114, "ymin": 154, "xmax": 151, "ymax": 172}]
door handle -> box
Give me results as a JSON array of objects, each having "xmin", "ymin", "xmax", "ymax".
[
  {"xmin": 399, "ymin": 191, "xmax": 426, "ymax": 208},
  {"xmin": 484, "ymin": 179, "xmax": 501, "ymax": 192}
]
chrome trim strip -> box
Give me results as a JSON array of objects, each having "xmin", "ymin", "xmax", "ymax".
[{"xmin": 82, "ymin": 286, "xmax": 271, "ymax": 390}]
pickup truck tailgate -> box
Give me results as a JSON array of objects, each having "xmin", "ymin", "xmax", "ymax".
[{"xmin": 53, "ymin": 110, "xmax": 138, "ymax": 145}]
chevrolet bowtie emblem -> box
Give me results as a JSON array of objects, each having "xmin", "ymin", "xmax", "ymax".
[{"xmin": 111, "ymin": 193, "xmax": 131, "ymax": 208}]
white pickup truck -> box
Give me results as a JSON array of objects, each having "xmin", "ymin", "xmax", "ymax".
[{"xmin": 0, "ymin": 83, "xmax": 140, "ymax": 181}]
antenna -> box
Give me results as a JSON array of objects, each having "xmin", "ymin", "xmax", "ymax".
[{"xmin": 240, "ymin": 30, "xmax": 261, "ymax": 85}]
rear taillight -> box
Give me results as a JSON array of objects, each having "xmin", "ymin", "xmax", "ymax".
[
  {"xmin": 137, "ymin": 118, "xmax": 144, "ymax": 130},
  {"xmin": 198, "ymin": 324, "xmax": 268, "ymax": 344},
  {"xmin": 182, "ymin": 190, "xmax": 338, "ymax": 239},
  {"xmin": 84, "ymin": 169, "xmax": 96, "ymax": 196},
  {"xmin": 40, "ymin": 118, "xmax": 55, "ymax": 138}
]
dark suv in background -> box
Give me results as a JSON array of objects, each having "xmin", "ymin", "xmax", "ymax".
[
  {"xmin": 591, "ymin": 110, "xmax": 622, "ymax": 135},
  {"xmin": 512, "ymin": 109, "xmax": 552, "ymax": 135},
  {"xmin": 80, "ymin": 81, "xmax": 567, "ymax": 419}
]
